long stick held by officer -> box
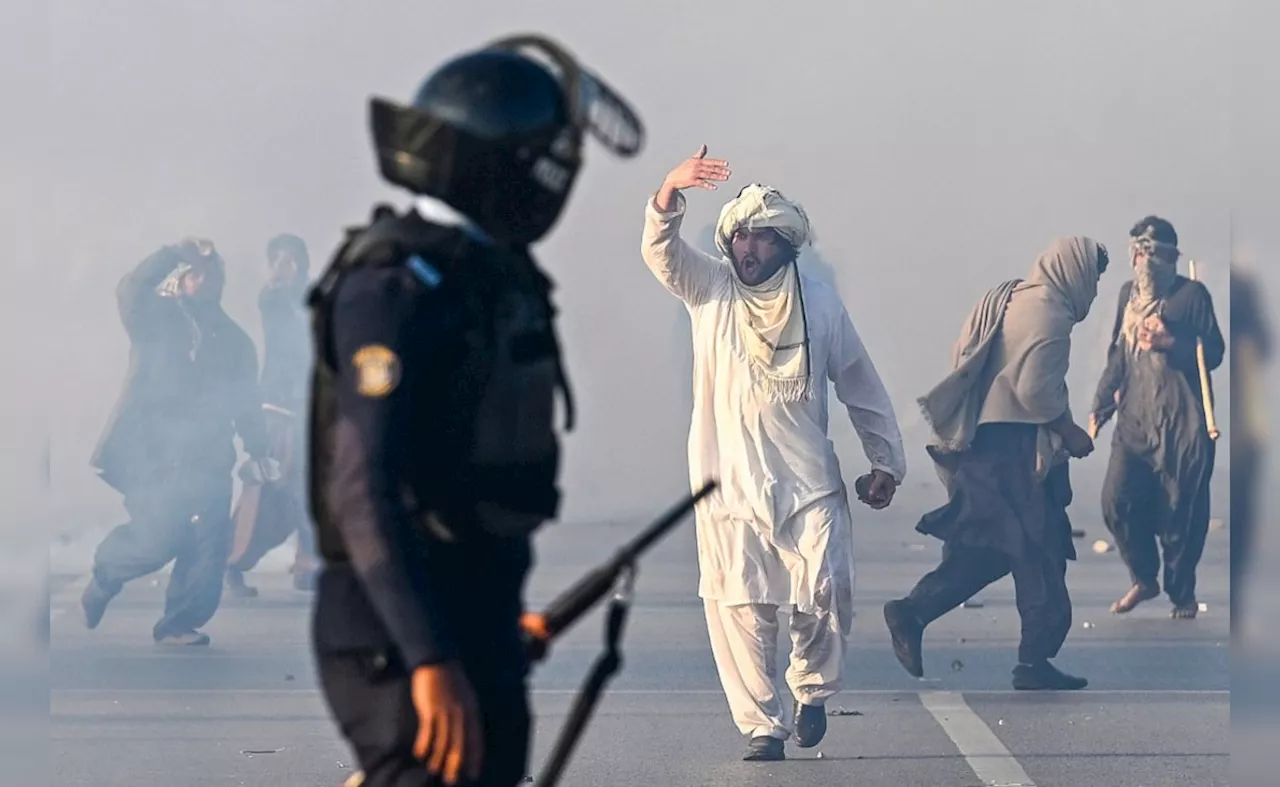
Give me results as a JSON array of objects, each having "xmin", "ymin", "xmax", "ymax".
[{"xmin": 305, "ymin": 35, "xmax": 643, "ymax": 787}]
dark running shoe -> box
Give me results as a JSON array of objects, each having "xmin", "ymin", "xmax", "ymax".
[
  {"xmin": 743, "ymin": 736, "xmax": 785, "ymax": 761},
  {"xmin": 1012, "ymin": 660, "xmax": 1088, "ymax": 691},
  {"xmin": 792, "ymin": 700, "xmax": 827, "ymax": 748}
]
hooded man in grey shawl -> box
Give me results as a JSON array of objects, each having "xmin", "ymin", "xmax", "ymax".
[
  {"xmin": 884, "ymin": 237, "xmax": 1109, "ymax": 691},
  {"xmin": 641, "ymin": 146, "xmax": 907, "ymax": 761},
  {"xmin": 1089, "ymin": 217, "xmax": 1224, "ymax": 619}
]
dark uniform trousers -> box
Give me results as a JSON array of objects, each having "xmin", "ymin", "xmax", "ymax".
[
  {"xmin": 318, "ymin": 649, "xmax": 531, "ymax": 787},
  {"xmin": 92, "ymin": 474, "xmax": 234, "ymax": 639},
  {"xmin": 905, "ymin": 543, "xmax": 1072, "ymax": 665}
]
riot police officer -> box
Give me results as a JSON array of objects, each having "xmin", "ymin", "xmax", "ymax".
[{"xmin": 305, "ymin": 35, "xmax": 643, "ymax": 787}]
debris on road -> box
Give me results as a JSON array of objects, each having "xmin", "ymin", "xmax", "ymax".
[
  {"xmin": 1082, "ymin": 622, "xmax": 1096, "ymax": 629},
  {"xmin": 951, "ymin": 659, "xmax": 964, "ymax": 672},
  {"xmin": 1209, "ymin": 518, "xmax": 1224, "ymax": 532},
  {"xmin": 828, "ymin": 708, "xmax": 864, "ymax": 717},
  {"xmin": 961, "ymin": 599, "xmax": 985, "ymax": 608},
  {"xmin": 1071, "ymin": 528, "xmax": 1086, "ymax": 539},
  {"xmin": 1092, "ymin": 540, "xmax": 1114, "ymax": 554},
  {"xmin": 241, "ymin": 748, "xmax": 285, "ymax": 756}
]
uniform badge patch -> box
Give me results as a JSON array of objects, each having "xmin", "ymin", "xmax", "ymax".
[{"xmin": 352, "ymin": 344, "xmax": 401, "ymax": 397}]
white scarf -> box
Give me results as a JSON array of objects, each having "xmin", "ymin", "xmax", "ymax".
[{"xmin": 714, "ymin": 184, "xmax": 814, "ymax": 402}]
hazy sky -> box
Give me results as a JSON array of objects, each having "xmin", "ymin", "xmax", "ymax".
[{"xmin": 6, "ymin": 0, "xmax": 1273, "ymax": 536}]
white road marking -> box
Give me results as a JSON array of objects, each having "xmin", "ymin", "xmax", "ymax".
[{"xmin": 921, "ymin": 690, "xmax": 1036, "ymax": 787}]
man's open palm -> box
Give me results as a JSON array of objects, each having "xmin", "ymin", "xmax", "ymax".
[{"xmin": 664, "ymin": 144, "xmax": 731, "ymax": 191}]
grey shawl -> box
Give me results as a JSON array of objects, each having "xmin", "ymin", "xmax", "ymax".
[{"xmin": 918, "ymin": 237, "xmax": 1104, "ymax": 481}]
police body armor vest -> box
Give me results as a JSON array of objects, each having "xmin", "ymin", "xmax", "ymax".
[{"xmin": 305, "ymin": 207, "xmax": 575, "ymax": 558}]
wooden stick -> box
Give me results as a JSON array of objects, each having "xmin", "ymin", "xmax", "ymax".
[{"xmin": 1187, "ymin": 259, "xmax": 1220, "ymax": 440}]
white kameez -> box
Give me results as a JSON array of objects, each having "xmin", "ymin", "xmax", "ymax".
[{"xmin": 641, "ymin": 193, "xmax": 907, "ymax": 739}]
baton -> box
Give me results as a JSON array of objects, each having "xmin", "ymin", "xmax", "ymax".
[
  {"xmin": 521, "ymin": 479, "xmax": 717, "ymax": 648},
  {"xmin": 526, "ymin": 479, "xmax": 716, "ymax": 787}
]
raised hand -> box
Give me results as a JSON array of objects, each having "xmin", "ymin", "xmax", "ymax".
[
  {"xmin": 655, "ymin": 145, "xmax": 731, "ymax": 211},
  {"xmin": 665, "ymin": 145, "xmax": 731, "ymax": 191}
]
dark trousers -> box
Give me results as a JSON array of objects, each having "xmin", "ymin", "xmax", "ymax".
[
  {"xmin": 1101, "ymin": 447, "xmax": 1212, "ymax": 607},
  {"xmin": 92, "ymin": 478, "xmax": 233, "ymax": 640},
  {"xmin": 317, "ymin": 650, "xmax": 531, "ymax": 787},
  {"xmin": 905, "ymin": 544, "xmax": 1072, "ymax": 664}
]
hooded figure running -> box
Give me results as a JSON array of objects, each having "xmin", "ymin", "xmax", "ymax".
[
  {"xmin": 82, "ymin": 238, "xmax": 275, "ymax": 646},
  {"xmin": 640, "ymin": 146, "xmax": 907, "ymax": 762},
  {"xmin": 885, "ymin": 238, "xmax": 1109, "ymax": 691},
  {"xmin": 1089, "ymin": 217, "xmax": 1224, "ymax": 619}
]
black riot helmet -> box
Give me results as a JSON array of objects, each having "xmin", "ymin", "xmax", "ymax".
[{"xmin": 369, "ymin": 34, "xmax": 645, "ymax": 246}]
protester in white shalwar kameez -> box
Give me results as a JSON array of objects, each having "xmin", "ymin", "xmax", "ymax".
[{"xmin": 639, "ymin": 147, "xmax": 907, "ymax": 761}]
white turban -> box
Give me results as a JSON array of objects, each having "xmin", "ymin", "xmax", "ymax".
[
  {"xmin": 714, "ymin": 184, "xmax": 813, "ymax": 258},
  {"xmin": 713, "ymin": 184, "xmax": 816, "ymax": 403}
]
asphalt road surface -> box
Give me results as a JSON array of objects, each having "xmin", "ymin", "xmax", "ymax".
[{"xmin": 50, "ymin": 498, "xmax": 1229, "ymax": 786}]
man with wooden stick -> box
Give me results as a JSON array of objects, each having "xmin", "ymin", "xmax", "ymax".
[{"xmin": 1089, "ymin": 216, "xmax": 1224, "ymax": 619}]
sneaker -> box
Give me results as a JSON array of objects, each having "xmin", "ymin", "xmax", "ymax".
[{"xmin": 1012, "ymin": 660, "xmax": 1087, "ymax": 690}]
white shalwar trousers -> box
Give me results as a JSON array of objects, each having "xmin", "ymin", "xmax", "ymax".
[
  {"xmin": 703, "ymin": 600, "xmax": 848, "ymax": 740},
  {"xmin": 698, "ymin": 489, "xmax": 856, "ymax": 740}
]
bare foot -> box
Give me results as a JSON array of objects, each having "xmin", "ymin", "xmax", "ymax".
[
  {"xmin": 1170, "ymin": 603, "xmax": 1198, "ymax": 619},
  {"xmin": 1110, "ymin": 584, "xmax": 1159, "ymax": 614}
]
